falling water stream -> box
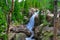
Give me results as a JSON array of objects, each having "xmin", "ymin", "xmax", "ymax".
[{"xmin": 26, "ymin": 11, "xmax": 39, "ymax": 40}]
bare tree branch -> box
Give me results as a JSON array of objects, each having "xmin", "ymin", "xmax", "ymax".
[{"xmin": 6, "ymin": 0, "xmax": 14, "ymax": 40}]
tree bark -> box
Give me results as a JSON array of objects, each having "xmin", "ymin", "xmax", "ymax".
[
  {"xmin": 6, "ymin": 0, "xmax": 14, "ymax": 40},
  {"xmin": 53, "ymin": 0, "xmax": 58, "ymax": 40}
]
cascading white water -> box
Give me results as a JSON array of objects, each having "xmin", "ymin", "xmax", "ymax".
[{"xmin": 26, "ymin": 10, "xmax": 39, "ymax": 40}]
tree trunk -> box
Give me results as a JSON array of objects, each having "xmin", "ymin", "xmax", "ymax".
[
  {"xmin": 53, "ymin": 0, "xmax": 58, "ymax": 40},
  {"xmin": 7, "ymin": 0, "xmax": 14, "ymax": 40}
]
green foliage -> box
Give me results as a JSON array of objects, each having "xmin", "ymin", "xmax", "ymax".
[
  {"xmin": 58, "ymin": 1, "xmax": 60, "ymax": 7},
  {"xmin": 0, "ymin": 8, "xmax": 7, "ymax": 31},
  {"xmin": 0, "ymin": 7, "xmax": 7, "ymax": 40},
  {"xmin": 0, "ymin": 0, "xmax": 8, "ymax": 40},
  {"xmin": 0, "ymin": 0, "xmax": 10, "ymax": 14},
  {"xmin": 42, "ymin": 31, "xmax": 53, "ymax": 40},
  {"xmin": 12, "ymin": 0, "xmax": 24, "ymax": 24}
]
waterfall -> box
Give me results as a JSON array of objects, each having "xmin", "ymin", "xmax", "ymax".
[{"xmin": 26, "ymin": 11, "xmax": 39, "ymax": 40}]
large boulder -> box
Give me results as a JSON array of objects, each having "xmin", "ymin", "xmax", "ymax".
[{"xmin": 10, "ymin": 25, "xmax": 31, "ymax": 37}]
